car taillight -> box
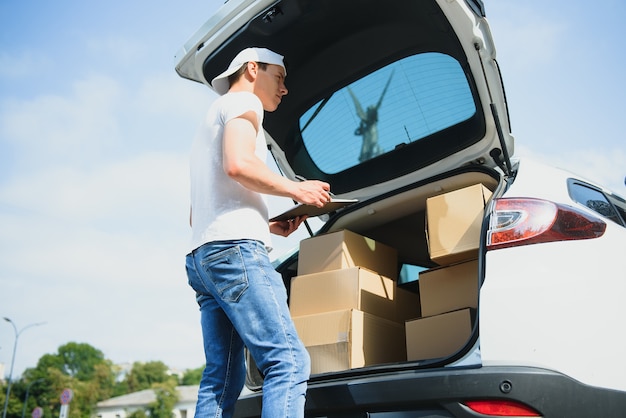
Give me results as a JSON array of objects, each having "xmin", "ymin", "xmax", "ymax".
[
  {"xmin": 464, "ymin": 400, "xmax": 540, "ymax": 416},
  {"xmin": 487, "ymin": 198, "xmax": 606, "ymax": 250}
]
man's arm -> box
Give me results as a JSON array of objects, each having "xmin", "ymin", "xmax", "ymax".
[{"xmin": 223, "ymin": 113, "xmax": 331, "ymax": 207}]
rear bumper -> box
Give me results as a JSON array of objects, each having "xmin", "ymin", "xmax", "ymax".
[{"xmin": 234, "ymin": 365, "xmax": 626, "ymax": 417}]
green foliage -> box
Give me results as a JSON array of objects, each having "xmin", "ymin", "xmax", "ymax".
[
  {"xmin": 5, "ymin": 377, "xmax": 45, "ymax": 418},
  {"xmin": 127, "ymin": 410, "xmax": 149, "ymax": 418},
  {"xmin": 0, "ymin": 388, "xmax": 22, "ymax": 418},
  {"xmin": 1, "ymin": 342, "xmax": 116, "ymax": 418},
  {"xmin": 0, "ymin": 344, "xmax": 196, "ymax": 418},
  {"xmin": 57, "ymin": 343, "xmax": 107, "ymax": 381},
  {"xmin": 31, "ymin": 354, "xmax": 64, "ymax": 375},
  {"xmin": 146, "ymin": 382, "xmax": 179, "ymax": 418},
  {"xmin": 180, "ymin": 366, "xmax": 203, "ymax": 386},
  {"xmin": 124, "ymin": 361, "xmax": 178, "ymax": 393}
]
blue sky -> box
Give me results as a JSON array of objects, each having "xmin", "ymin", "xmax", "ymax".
[{"xmin": 1, "ymin": 0, "xmax": 625, "ymax": 379}]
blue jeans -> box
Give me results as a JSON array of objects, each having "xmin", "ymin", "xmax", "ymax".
[{"xmin": 185, "ymin": 240, "xmax": 310, "ymax": 418}]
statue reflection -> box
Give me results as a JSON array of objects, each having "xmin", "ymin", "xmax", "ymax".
[{"xmin": 347, "ymin": 71, "xmax": 394, "ymax": 162}]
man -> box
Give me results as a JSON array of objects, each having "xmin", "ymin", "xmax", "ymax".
[{"xmin": 185, "ymin": 47, "xmax": 331, "ymax": 418}]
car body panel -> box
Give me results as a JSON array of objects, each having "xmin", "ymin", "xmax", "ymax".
[
  {"xmin": 235, "ymin": 366, "xmax": 626, "ymax": 417},
  {"xmin": 480, "ymin": 159, "xmax": 626, "ymax": 392}
]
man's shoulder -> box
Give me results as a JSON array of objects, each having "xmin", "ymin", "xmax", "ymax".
[{"xmin": 217, "ymin": 92, "xmax": 263, "ymax": 121}]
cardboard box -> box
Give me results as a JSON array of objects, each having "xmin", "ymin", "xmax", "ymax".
[
  {"xmin": 405, "ymin": 308, "xmax": 473, "ymax": 361},
  {"xmin": 395, "ymin": 285, "xmax": 422, "ymax": 322},
  {"xmin": 290, "ymin": 267, "xmax": 420, "ymax": 322},
  {"xmin": 298, "ymin": 230, "xmax": 398, "ymax": 278},
  {"xmin": 418, "ymin": 260, "xmax": 478, "ymax": 317},
  {"xmin": 426, "ymin": 184, "xmax": 492, "ymax": 265},
  {"xmin": 294, "ymin": 309, "xmax": 406, "ymax": 374}
]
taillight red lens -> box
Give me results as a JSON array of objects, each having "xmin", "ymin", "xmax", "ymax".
[
  {"xmin": 487, "ymin": 198, "xmax": 606, "ymax": 250},
  {"xmin": 464, "ymin": 400, "xmax": 540, "ymax": 416}
]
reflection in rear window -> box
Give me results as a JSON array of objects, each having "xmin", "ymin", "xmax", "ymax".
[{"xmin": 299, "ymin": 53, "xmax": 476, "ymax": 174}]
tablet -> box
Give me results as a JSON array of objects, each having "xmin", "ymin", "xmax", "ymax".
[{"xmin": 269, "ymin": 198, "xmax": 358, "ymax": 222}]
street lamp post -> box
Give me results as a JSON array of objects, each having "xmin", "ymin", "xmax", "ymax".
[
  {"xmin": 20, "ymin": 379, "xmax": 44, "ymax": 418},
  {"xmin": 1, "ymin": 318, "xmax": 45, "ymax": 418}
]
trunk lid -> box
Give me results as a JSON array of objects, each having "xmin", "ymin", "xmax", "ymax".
[{"xmin": 175, "ymin": 0, "xmax": 514, "ymax": 204}]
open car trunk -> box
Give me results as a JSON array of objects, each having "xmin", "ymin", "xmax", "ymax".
[
  {"xmin": 245, "ymin": 167, "xmax": 500, "ymax": 389},
  {"xmin": 174, "ymin": 0, "xmax": 513, "ymax": 398}
]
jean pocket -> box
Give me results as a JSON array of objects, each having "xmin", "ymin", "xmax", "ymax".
[{"xmin": 200, "ymin": 245, "xmax": 249, "ymax": 302}]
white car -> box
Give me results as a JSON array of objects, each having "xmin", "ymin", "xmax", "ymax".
[{"xmin": 175, "ymin": 0, "xmax": 626, "ymax": 416}]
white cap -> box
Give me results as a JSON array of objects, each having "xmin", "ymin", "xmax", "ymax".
[{"xmin": 210, "ymin": 47, "xmax": 286, "ymax": 95}]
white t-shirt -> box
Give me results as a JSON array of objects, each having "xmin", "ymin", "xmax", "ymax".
[{"xmin": 188, "ymin": 91, "xmax": 271, "ymax": 252}]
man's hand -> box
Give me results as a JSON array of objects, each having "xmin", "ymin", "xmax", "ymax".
[
  {"xmin": 269, "ymin": 215, "xmax": 308, "ymax": 237},
  {"xmin": 292, "ymin": 180, "xmax": 331, "ymax": 208}
]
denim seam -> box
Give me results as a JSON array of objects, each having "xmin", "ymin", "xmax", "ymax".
[
  {"xmin": 253, "ymin": 243, "xmax": 297, "ymax": 417},
  {"xmin": 215, "ymin": 327, "xmax": 237, "ymax": 418}
]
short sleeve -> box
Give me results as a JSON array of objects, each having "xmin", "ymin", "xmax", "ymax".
[{"xmin": 220, "ymin": 92, "xmax": 264, "ymax": 129}]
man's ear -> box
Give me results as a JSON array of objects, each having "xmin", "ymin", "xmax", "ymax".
[{"xmin": 246, "ymin": 61, "xmax": 259, "ymax": 79}]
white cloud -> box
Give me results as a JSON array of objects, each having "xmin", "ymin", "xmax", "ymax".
[
  {"xmin": 1, "ymin": 74, "xmax": 123, "ymax": 169},
  {"xmin": 136, "ymin": 72, "xmax": 215, "ymax": 119},
  {"xmin": 0, "ymin": 148, "xmax": 202, "ymax": 374},
  {"xmin": 0, "ymin": 67, "xmax": 207, "ymax": 374},
  {"xmin": 0, "ymin": 68, "xmax": 210, "ymax": 170},
  {"xmin": 489, "ymin": 2, "xmax": 625, "ymax": 196},
  {"xmin": 0, "ymin": 151, "xmax": 190, "ymax": 273},
  {"xmin": 488, "ymin": 4, "xmax": 568, "ymax": 73}
]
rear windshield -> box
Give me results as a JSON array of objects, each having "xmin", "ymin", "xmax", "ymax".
[{"xmin": 299, "ymin": 52, "xmax": 476, "ymax": 174}]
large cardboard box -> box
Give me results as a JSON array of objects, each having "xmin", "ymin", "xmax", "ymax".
[
  {"xmin": 298, "ymin": 230, "xmax": 398, "ymax": 278},
  {"xmin": 405, "ymin": 308, "xmax": 473, "ymax": 361},
  {"xmin": 290, "ymin": 267, "xmax": 420, "ymax": 322},
  {"xmin": 418, "ymin": 260, "xmax": 478, "ymax": 317},
  {"xmin": 426, "ymin": 184, "xmax": 492, "ymax": 265},
  {"xmin": 294, "ymin": 309, "xmax": 406, "ymax": 374}
]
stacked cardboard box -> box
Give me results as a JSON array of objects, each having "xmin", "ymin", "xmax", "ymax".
[
  {"xmin": 291, "ymin": 230, "xmax": 420, "ymax": 374},
  {"xmin": 405, "ymin": 260, "xmax": 478, "ymax": 361},
  {"xmin": 298, "ymin": 229, "xmax": 398, "ymax": 278},
  {"xmin": 291, "ymin": 267, "xmax": 419, "ymax": 323},
  {"xmin": 425, "ymin": 183, "xmax": 492, "ymax": 265},
  {"xmin": 293, "ymin": 309, "xmax": 406, "ymax": 374},
  {"xmin": 418, "ymin": 259, "xmax": 478, "ymax": 318},
  {"xmin": 405, "ymin": 184, "xmax": 491, "ymax": 361},
  {"xmin": 405, "ymin": 307, "xmax": 474, "ymax": 361}
]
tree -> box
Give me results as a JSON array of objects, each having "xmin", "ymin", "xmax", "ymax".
[
  {"xmin": 180, "ymin": 366, "xmax": 203, "ymax": 386},
  {"xmin": 127, "ymin": 410, "xmax": 148, "ymax": 418},
  {"xmin": 146, "ymin": 382, "xmax": 179, "ymax": 418},
  {"xmin": 0, "ymin": 385, "xmax": 22, "ymax": 418},
  {"xmin": 1, "ymin": 342, "xmax": 194, "ymax": 418},
  {"xmin": 5, "ymin": 342, "xmax": 117, "ymax": 418},
  {"xmin": 2, "ymin": 377, "xmax": 46, "ymax": 418},
  {"xmin": 57, "ymin": 343, "xmax": 108, "ymax": 381},
  {"xmin": 124, "ymin": 362, "xmax": 178, "ymax": 393}
]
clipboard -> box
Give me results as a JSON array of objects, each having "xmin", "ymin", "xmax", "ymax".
[{"xmin": 269, "ymin": 198, "xmax": 358, "ymax": 222}]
